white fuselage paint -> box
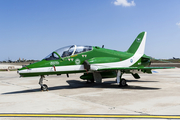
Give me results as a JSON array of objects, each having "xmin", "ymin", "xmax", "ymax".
[
  {"xmin": 18, "ymin": 65, "xmax": 85, "ymax": 74},
  {"xmin": 19, "ymin": 32, "xmax": 147, "ymax": 74}
]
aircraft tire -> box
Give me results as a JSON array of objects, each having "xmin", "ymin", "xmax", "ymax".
[
  {"xmin": 41, "ymin": 84, "xmax": 48, "ymax": 91},
  {"xmin": 119, "ymin": 78, "xmax": 128, "ymax": 87}
]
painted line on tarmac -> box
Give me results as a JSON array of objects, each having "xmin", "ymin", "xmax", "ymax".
[{"xmin": 0, "ymin": 114, "xmax": 180, "ymax": 119}]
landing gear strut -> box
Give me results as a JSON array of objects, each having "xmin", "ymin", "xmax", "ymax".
[
  {"xmin": 39, "ymin": 75, "xmax": 48, "ymax": 91},
  {"xmin": 116, "ymin": 70, "xmax": 128, "ymax": 87}
]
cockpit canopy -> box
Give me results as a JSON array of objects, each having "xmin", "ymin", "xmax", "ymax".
[{"xmin": 44, "ymin": 45, "xmax": 92, "ymax": 60}]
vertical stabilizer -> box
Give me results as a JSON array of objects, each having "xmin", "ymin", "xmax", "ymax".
[{"xmin": 127, "ymin": 32, "xmax": 147, "ymax": 54}]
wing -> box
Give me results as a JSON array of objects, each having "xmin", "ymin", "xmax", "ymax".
[
  {"xmin": 97, "ymin": 67, "xmax": 174, "ymax": 71},
  {"xmin": 97, "ymin": 67, "xmax": 174, "ymax": 73}
]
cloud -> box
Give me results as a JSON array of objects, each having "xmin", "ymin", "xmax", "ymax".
[
  {"xmin": 176, "ymin": 22, "xmax": 180, "ymax": 28},
  {"xmin": 114, "ymin": 0, "xmax": 136, "ymax": 7}
]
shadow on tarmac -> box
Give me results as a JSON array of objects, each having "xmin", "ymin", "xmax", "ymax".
[
  {"xmin": 126, "ymin": 80, "xmax": 159, "ymax": 82},
  {"xmin": 2, "ymin": 80, "xmax": 160, "ymax": 95}
]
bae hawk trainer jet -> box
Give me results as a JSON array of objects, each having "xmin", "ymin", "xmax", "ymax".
[{"xmin": 18, "ymin": 32, "xmax": 173, "ymax": 91}]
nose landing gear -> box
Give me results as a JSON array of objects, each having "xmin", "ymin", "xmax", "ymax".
[{"xmin": 39, "ymin": 75, "xmax": 48, "ymax": 91}]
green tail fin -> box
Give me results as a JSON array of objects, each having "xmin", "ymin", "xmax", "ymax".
[{"xmin": 127, "ymin": 31, "xmax": 146, "ymax": 54}]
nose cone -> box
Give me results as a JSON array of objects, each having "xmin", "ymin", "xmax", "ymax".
[
  {"xmin": 17, "ymin": 59, "xmax": 51, "ymax": 77},
  {"xmin": 18, "ymin": 60, "xmax": 45, "ymax": 77},
  {"xmin": 17, "ymin": 64, "xmax": 33, "ymax": 76}
]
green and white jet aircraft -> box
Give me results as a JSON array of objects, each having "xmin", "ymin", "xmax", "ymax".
[{"xmin": 18, "ymin": 31, "xmax": 173, "ymax": 91}]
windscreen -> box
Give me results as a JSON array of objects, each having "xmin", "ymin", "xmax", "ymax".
[
  {"xmin": 44, "ymin": 45, "xmax": 92, "ymax": 60},
  {"xmin": 44, "ymin": 45, "xmax": 74, "ymax": 60}
]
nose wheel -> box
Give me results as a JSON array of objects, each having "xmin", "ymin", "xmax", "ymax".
[
  {"xmin": 39, "ymin": 75, "xmax": 48, "ymax": 91},
  {"xmin": 41, "ymin": 84, "xmax": 48, "ymax": 91}
]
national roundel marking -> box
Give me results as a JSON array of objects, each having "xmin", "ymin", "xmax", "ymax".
[
  {"xmin": 75, "ymin": 59, "xmax": 81, "ymax": 65},
  {"xmin": 130, "ymin": 59, "xmax": 133, "ymax": 63}
]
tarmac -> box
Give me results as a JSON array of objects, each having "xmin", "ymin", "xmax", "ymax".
[{"xmin": 0, "ymin": 66, "xmax": 180, "ymax": 120}]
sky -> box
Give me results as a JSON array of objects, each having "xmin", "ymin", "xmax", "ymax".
[{"xmin": 0, "ymin": 0, "xmax": 180, "ymax": 61}]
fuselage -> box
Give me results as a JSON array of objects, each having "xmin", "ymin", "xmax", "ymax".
[{"xmin": 18, "ymin": 45, "xmax": 151, "ymax": 77}]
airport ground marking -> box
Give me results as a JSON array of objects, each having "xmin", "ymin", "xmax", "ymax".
[{"xmin": 0, "ymin": 114, "xmax": 180, "ymax": 119}]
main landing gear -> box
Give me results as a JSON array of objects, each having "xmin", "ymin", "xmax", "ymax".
[
  {"xmin": 116, "ymin": 70, "xmax": 128, "ymax": 87},
  {"xmin": 39, "ymin": 75, "xmax": 48, "ymax": 91},
  {"xmin": 119, "ymin": 78, "xmax": 127, "ymax": 87}
]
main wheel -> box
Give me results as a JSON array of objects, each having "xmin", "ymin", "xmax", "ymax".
[
  {"xmin": 119, "ymin": 78, "xmax": 127, "ymax": 87},
  {"xmin": 41, "ymin": 84, "xmax": 48, "ymax": 91}
]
